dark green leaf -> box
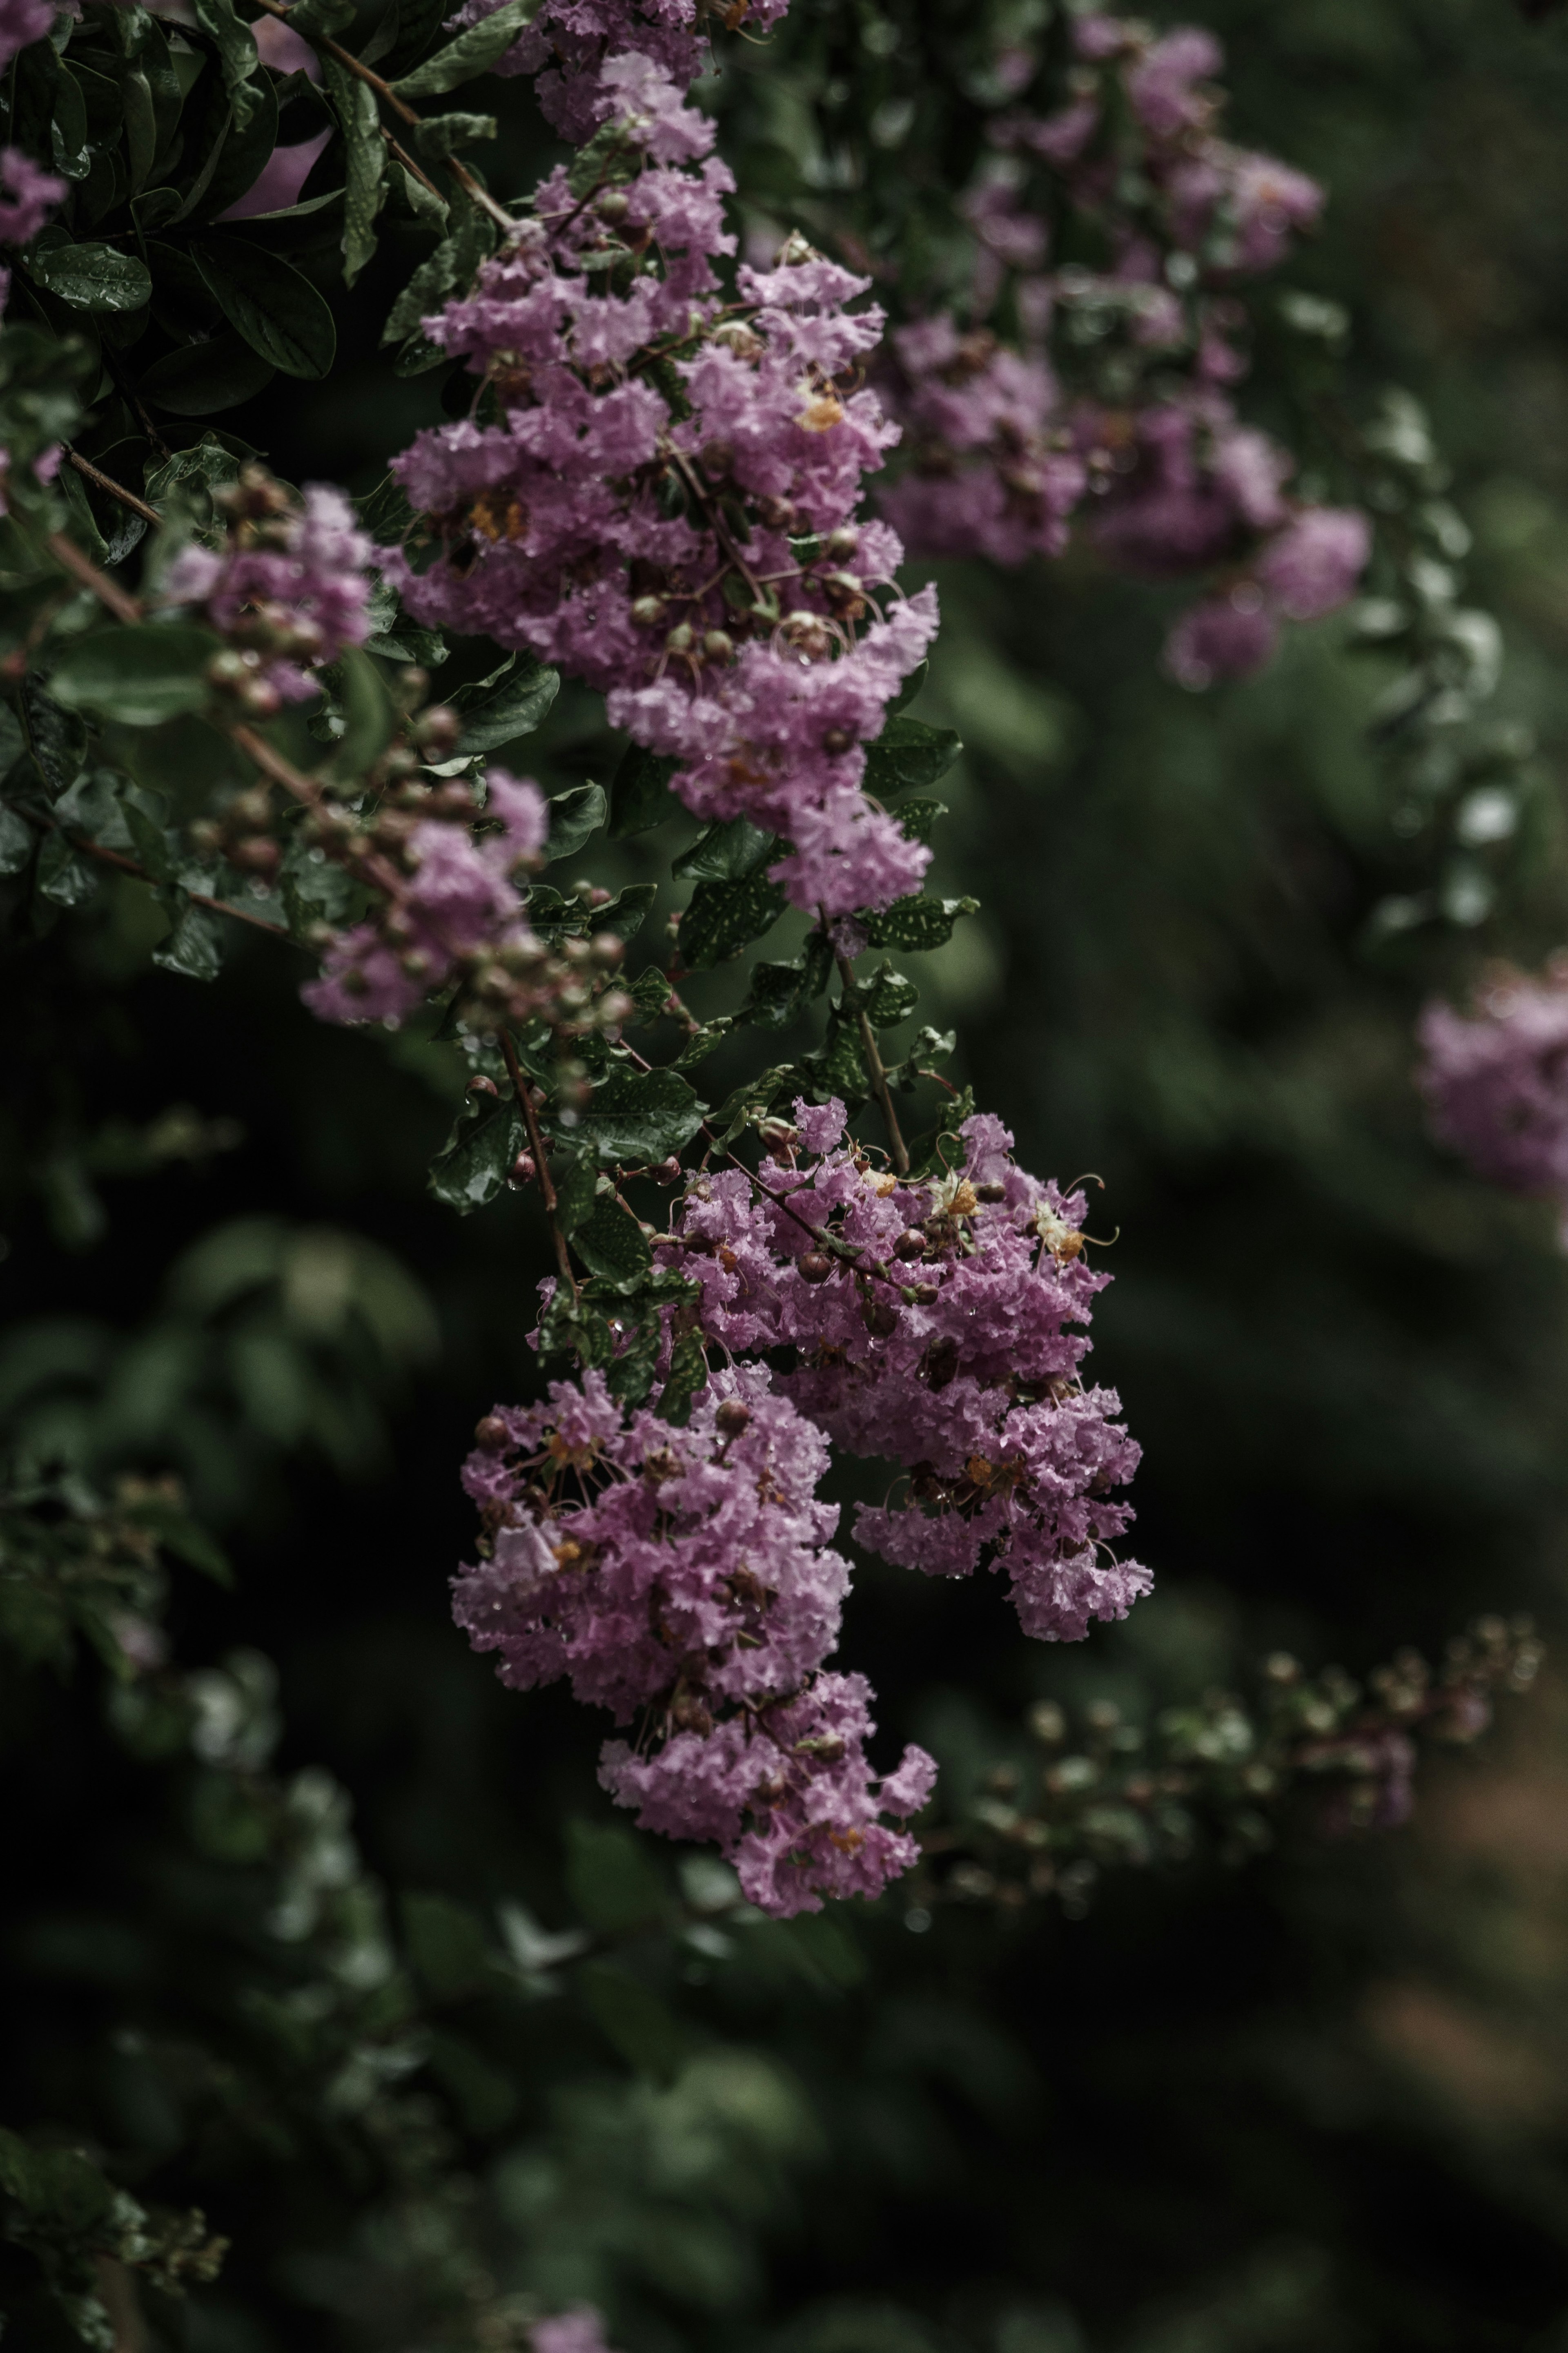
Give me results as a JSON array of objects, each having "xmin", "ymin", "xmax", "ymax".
[
  {"xmin": 28, "ymin": 241, "xmax": 152, "ymax": 313},
  {"xmin": 21, "ymin": 677, "xmax": 88, "ymax": 798},
  {"xmin": 123, "ymin": 791, "xmax": 177, "ymax": 882},
  {"xmin": 679, "ymin": 870, "xmax": 786, "ymax": 968},
  {"xmin": 36, "ymin": 829, "xmax": 97, "ymax": 906},
  {"xmin": 381, "ymin": 191, "xmax": 492, "ymax": 347},
  {"xmin": 390, "ymin": 0, "xmax": 543, "ymax": 96},
  {"xmin": 656, "ymin": 1329, "xmax": 708, "ymax": 1425},
  {"xmin": 740, "ymin": 934, "xmax": 834, "ymax": 1030},
  {"xmin": 859, "ymin": 959, "xmax": 919, "ymax": 1028},
  {"xmin": 591, "ymin": 881, "xmax": 657, "ymax": 939},
  {"xmin": 428, "ymin": 1095, "xmax": 524, "ymax": 1211},
  {"xmin": 566, "ymin": 1818, "xmax": 666, "ymax": 1933},
  {"xmin": 409, "ymin": 111, "xmax": 496, "ymax": 160},
  {"xmin": 193, "ymin": 233, "xmax": 336, "ymax": 379},
  {"xmin": 864, "ymin": 713, "xmax": 962, "ymax": 796},
  {"xmin": 898, "ymin": 797, "xmax": 947, "ymax": 845},
  {"xmin": 580, "ymin": 1962, "xmax": 686, "ymax": 2083},
  {"xmin": 545, "ymin": 782, "xmax": 606, "ymax": 865},
  {"xmin": 329, "ymin": 645, "xmax": 396, "ymax": 778},
  {"xmin": 49, "ymin": 624, "xmax": 222, "ymax": 727},
  {"xmin": 566, "ymin": 114, "xmax": 639, "ymax": 200},
  {"xmin": 863, "ymin": 894, "xmax": 979, "ymax": 952},
  {"xmin": 0, "ymin": 801, "xmax": 33, "ymax": 875},
  {"xmin": 138, "ymin": 330, "xmax": 275, "ymax": 415},
  {"xmin": 452, "ymin": 655, "xmax": 559, "ymax": 757},
  {"xmin": 805, "ymin": 1008, "xmax": 870, "ymax": 1104},
  {"xmin": 575, "ymin": 1066, "xmax": 705, "ymax": 1166},
  {"xmin": 401, "ymin": 1890, "xmax": 493, "ymax": 2001},
  {"xmin": 154, "ymin": 893, "xmax": 223, "ymax": 979},
  {"xmin": 672, "ymin": 816, "xmax": 776, "ymax": 883},
  {"xmin": 604, "ymin": 1311, "xmax": 662, "ymax": 1407},
  {"xmin": 322, "ymin": 54, "xmax": 385, "ymax": 286},
  {"xmin": 609, "ymin": 740, "xmax": 678, "ymax": 836},
  {"xmin": 189, "ymin": 0, "xmax": 264, "ymax": 128},
  {"xmin": 288, "ymin": 0, "xmax": 356, "ymax": 33},
  {"xmin": 890, "ymin": 658, "xmax": 928, "ymax": 713},
  {"xmin": 570, "ymin": 1193, "xmax": 653, "ymax": 1290}
]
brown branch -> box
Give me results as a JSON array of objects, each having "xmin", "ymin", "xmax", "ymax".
[
  {"xmin": 20, "ymin": 808, "xmax": 292, "ymax": 937},
  {"xmin": 499, "ymin": 1026, "xmax": 580, "ymax": 1300},
  {"xmin": 251, "ymin": 0, "xmax": 520, "ymax": 234},
  {"xmin": 835, "ymin": 948, "xmax": 909, "ymax": 1175},
  {"xmin": 46, "ymin": 531, "xmax": 140, "ymax": 623},
  {"xmin": 64, "ymin": 448, "xmax": 161, "ymax": 529},
  {"xmin": 382, "ymin": 128, "xmax": 445, "ymax": 205}
]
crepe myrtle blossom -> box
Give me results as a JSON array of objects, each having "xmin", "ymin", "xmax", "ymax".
[
  {"xmin": 297, "ymin": 767, "xmax": 623, "ymax": 1037},
  {"xmin": 453, "ymin": 1367, "xmax": 935, "ymax": 1914},
  {"xmin": 386, "ymin": 57, "xmax": 935, "ymax": 920},
  {"xmin": 437, "ymin": 0, "xmax": 791, "ymax": 145},
  {"xmin": 163, "ymin": 475, "xmax": 375, "ymax": 705},
  {"xmin": 0, "ymin": 146, "xmax": 62, "ymax": 246},
  {"xmin": 0, "ymin": 0, "xmax": 53, "ymax": 79},
  {"xmin": 1417, "ymin": 957, "xmax": 1568, "ymax": 1226},
  {"xmin": 531, "ymin": 2314, "xmax": 622, "ymax": 2353},
  {"xmin": 656, "ymin": 1102, "xmax": 1149, "ymax": 1643}
]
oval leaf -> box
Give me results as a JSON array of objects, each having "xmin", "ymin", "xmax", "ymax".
[
  {"xmin": 29, "ymin": 241, "xmax": 152, "ymax": 314},
  {"xmin": 49, "ymin": 624, "xmax": 223, "ymax": 727},
  {"xmin": 193, "ymin": 233, "xmax": 336, "ymax": 379},
  {"xmin": 390, "ymin": 0, "xmax": 542, "ymax": 97}
]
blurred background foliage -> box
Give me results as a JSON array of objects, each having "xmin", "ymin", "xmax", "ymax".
[{"xmin": 13, "ymin": 0, "xmax": 1568, "ymax": 2346}]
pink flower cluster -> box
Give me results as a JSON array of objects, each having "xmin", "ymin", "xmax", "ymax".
[
  {"xmin": 439, "ymin": 0, "xmax": 788, "ymax": 145},
  {"xmin": 660, "ymin": 1102, "xmax": 1149, "ymax": 1642},
  {"xmin": 0, "ymin": 145, "xmax": 62, "ymax": 247},
  {"xmin": 453, "ymin": 1367, "xmax": 935, "ymax": 1914},
  {"xmin": 532, "ymin": 2313, "xmax": 619, "ymax": 2353},
  {"xmin": 880, "ymin": 11, "xmax": 1370, "ymax": 682},
  {"xmin": 164, "ymin": 485, "xmax": 375, "ymax": 702},
  {"xmin": 302, "ymin": 767, "xmax": 551, "ymax": 1027},
  {"xmin": 387, "ymin": 55, "xmax": 936, "ymax": 919},
  {"xmin": 1417, "ymin": 957, "xmax": 1568, "ymax": 1226}
]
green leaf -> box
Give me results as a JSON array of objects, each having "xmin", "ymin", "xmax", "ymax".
[
  {"xmin": 864, "ymin": 713, "xmax": 962, "ymax": 796},
  {"xmin": 898, "ymin": 797, "xmax": 947, "ymax": 845},
  {"xmin": 575, "ymin": 1066, "xmax": 705, "ymax": 1166},
  {"xmin": 604, "ymin": 1311, "xmax": 662, "ymax": 1407},
  {"xmin": 545, "ymin": 782, "xmax": 606, "ymax": 865},
  {"xmin": 672, "ymin": 816, "xmax": 776, "ymax": 883},
  {"xmin": 566, "ymin": 1817, "xmax": 666, "ymax": 1933},
  {"xmin": 329, "ymin": 645, "xmax": 396, "ymax": 778},
  {"xmin": 805, "ymin": 1007, "xmax": 869, "ymax": 1104},
  {"xmin": 0, "ymin": 801, "xmax": 33, "ymax": 875},
  {"xmin": 36, "ymin": 829, "xmax": 98, "ymax": 906},
  {"xmin": 323, "ymin": 54, "xmax": 386, "ymax": 288},
  {"xmin": 740, "ymin": 934, "xmax": 834, "ymax": 1030},
  {"xmin": 193, "ymin": 233, "xmax": 336, "ymax": 379},
  {"xmin": 580, "ymin": 1962, "xmax": 686, "ymax": 2083},
  {"xmin": 679, "ymin": 870, "xmax": 786, "ymax": 968},
  {"xmin": 452, "ymin": 655, "xmax": 559, "ymax": 758},
  {"xmin": 49, "ymin": 624, "xmax": 222, "ymax": 727},
  {"xmin": 401, "ymin": 1890, "xmax": 494, "ymax": 2001},
  {"xmin": 859, "ymin": 958, "xmax": 919, "ymax": 1028},
  {"xmin": 381, "ymin": 190, "xmax": 492, "ymax": 348},
  {"xmin": 608, "ymin": 740, "xmax": 677, "ymax": 836},
  {"xmin": 190, "ymin": 0, "xmax": 264, "ymax": 128},
  {"xmin": 889, "ymin": 658, "xmax": 928, "ymax": 714},
  {"xmin": 21, "ymin": 677, "xmax": 88, "ymax": 798},
  {"xmin": 120, "ymin": 1493, "xmax": 232, "ymax": 1581},
  {"xmin": 428, "ymin": 1094, "xmax": 524, "ymax": 1211},
  {"xmin": 863, "ymin": 895, "xmax": 978, "ymax": 952},
  {"xmin": 390, "ymin": 0, "xmax": 543, "ymax": 96},
  {"xmin": 656, "ymin": 1329, "xmax": 708, "ymax": 1424},
  {"xmin": 288, "ymin": 0, "xmax": 356, "ymax": 32},
  {"xmin": 123, "ymin": 790, "xmax": 177, "ymax": 882},
  {"xmin": 570, "ymin": 1193, "xmax": 652, "ymax": 1290},
  {"xmin": 28, "ymin": 241, "xmax": 152, "ymax": 313},
  {"xmin": 138, "ymin": 331, "xmax": 275, "ymax": 415},
  {"xmin": 154, "ymin": 894, "xmax": 223, "ymax": 979},
  {"xmin": 408, "ymin": 110, "xmax": 495, "ymax": 160},
  {"xmin": 566, "ymin": 114, "xmax": 639, "ymax": 201},
  {"xmin": 592, "ymin": 881, "xmax": 657, "ymax": 939}
]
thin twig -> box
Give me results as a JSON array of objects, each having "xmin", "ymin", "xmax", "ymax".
[
  {"xmin": 834, "ymin": 950, "xmax": 909, "ymax": 1174},
  {"xmin": 250, "ymin": 0, "xmax": 520, "ymax": 234},
  {"xmin": 381, "ymin": 128, "xmax": 445, "ymax": 205},
  {"xmin": 499, "ymin": 1026, "xmax": 580, "ymax": 1300},
  {"xmin": 19, "ymin": 808, "xmax": 292, "ymax": 937},
  {"xmin": 64, "ymin": 448, "xmax": 162, "ymax": 528},
  {"xmin": 45, "ymin": 531, "xmax": 140, "ymax": 623}
]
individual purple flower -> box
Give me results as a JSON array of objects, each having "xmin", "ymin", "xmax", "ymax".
[
  {"xmin": 0, "ymin": 146, "xmax": 62, "ymax": 245},
  {"xmin": 1416, "ymin": 959, "xmax": 1568, "ymax": 1210},
  {"xmin": 531, "ymin": 2313, "xmax": 620, "ymax": 2353}
]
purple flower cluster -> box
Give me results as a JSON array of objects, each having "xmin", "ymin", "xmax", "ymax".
[
  {"xmin": 0, "ymin": 0, "xmax": 53, "ymax": 78},
  {"xmin": 439, "ymin": 0, "xmax": 788, "ymax": 144},
  {"xmin": 1417, "ymin": 958, "xmax": 1568, "ymax": 1219},
  {"xmin": 453, "ymin": 1368, "xmax": 935, "ymax": 1914},
  {"xmin": 163, "ymin": 484, "xmax": 375, "ymax": 703},
  {"xmin": 880, "ymin": 11, "xmax": 1369, "ymax": 682},
  {"xmin": 531, "ymin": 2313, "xmax": 619, "ymax": 2353},
  {"xmin": 301, "ymin": 767, "xmax": 560, "ymax": 1028},
  {"xmin": 0, "ymin": 145, "xmax": 62, "ymax": 248},
  {"xmin": 387, "ymin": 56, "xmax": 936, "ymax": 919}
]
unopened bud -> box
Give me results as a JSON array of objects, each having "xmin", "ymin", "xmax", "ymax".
[
  {"xmin": 974, "ymin": 1180, "xmax": 1007, "ymax": 1203},
  {"xmin": 630, "ymin": 595, "xmax": 666, "ymax": 627},
  {"xmin": 474, "ymin": 1414, "xmax": 509, "ymax": 1451},
  {"xmin": 893, "ymin": 1227, "xmax": 926, "ymax": 1262},
  {"xmin": 597, "ymin": 188, "xmax": 630, "ymax": 221},
  {"xmin": 703, "ymin": 629, "xmax": 734, "ymax": 661},
  {"xmin": 414, "ymin": 704, "xmax": 461, "ymax": 754},
  {"xmin": 863, "ymin": 1298, "xmax": 900, "ymax": 1338},
  {"xmin": 468, "ymin": 1075, "xmax": 500, "ymax": 1097},
  {"xmin": 824, "ymin": 526, "xmax": 859, "ymax": 561},
  {"xmin": 822, "ymin": 727, "xmax": 854, "ymax": 756},
  {"xmin": 233, "ymin": 835, "xmax": 279, "ymax": 874},
  {"xmin": 798, "ymin": 1251, "xmax": 833, "ymax": 1285},
  {"xmin": 509, "ymin": 1152, "xmax": 537, "ymax": 1184},
  {"xmin": 715, "ymin": 1399, "xmax": 751, "ymax": 1440},
  {"xmin": 589, "ymin": 932, "xmax": 624, "ymax": 965},
  {"xmin": 665, "ymin": 622, "xmax": 694, "ymax": 654}
]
